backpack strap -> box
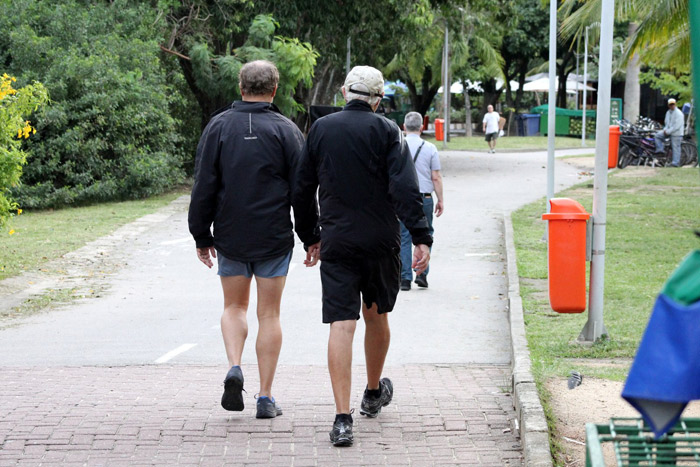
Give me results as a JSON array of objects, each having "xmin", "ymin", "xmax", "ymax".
[{"xmin": 412, "ymin": 142, "xmax": 426, "ymax": 163}]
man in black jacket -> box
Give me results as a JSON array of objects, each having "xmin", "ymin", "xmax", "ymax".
[
  {"xmin": 188, "ymin": 60, "xmax": 320, "ymax": 419},
  {"xmin": 293, "ymin": 66, "xmax": 432, "ymax": 446}
]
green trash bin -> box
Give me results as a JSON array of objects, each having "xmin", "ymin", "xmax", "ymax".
[{"xmin": 531, "ymin": 105, "xmax": 598, "ymax": 137}]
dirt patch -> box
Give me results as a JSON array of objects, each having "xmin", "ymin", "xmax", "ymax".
[
  {"xmin": 546, "ymin": 377, "xmax": 700, "ymax": 466},
  {"xmin": 613, "ymin": 166, "xmax": 660, "ymax": 178},
  {"xmin": 562, "ymin": 157, "xmax": 596, "ymax": 171}
]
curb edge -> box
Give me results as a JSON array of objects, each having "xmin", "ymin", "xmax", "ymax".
[{"xmin": 504, "ymin": 213, "xmax": 553, "ymax": 467}]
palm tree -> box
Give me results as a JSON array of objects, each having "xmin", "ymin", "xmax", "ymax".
[{"xmin": 560, "ymin": 0, "xmax": 689, "ymax": 122}]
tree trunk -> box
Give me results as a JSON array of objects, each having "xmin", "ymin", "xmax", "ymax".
[
  {"xmin": 404, "ymin": 67, "xmax": 440, "ymax": 116},
  {"xmin": 463, "ymin": 79, "xmax": 472, "ymax": 137},
  {"xmin": 623, "ymin": 22, "xmax": 640, "ymax": 123},
  {"xmin": 515, "ymin": 60, "xmax": 528, "ymax": 111},
  {"xmin": 557, "ymin": 51, "xmax": 573, "ymax": 108}
]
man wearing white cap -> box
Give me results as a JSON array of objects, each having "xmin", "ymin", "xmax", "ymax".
[
  {"xmin": 293, "ymin": 65, "xmax": 432, "ymax": 446},
  {"xmin": 654, "ymin": 98, "xmax": 685, "ymax": 167}
]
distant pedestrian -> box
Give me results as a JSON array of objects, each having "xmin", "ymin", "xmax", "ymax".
[
  {"xmin": 654, "ymin": 98, "xmax": 684, "ymax": 167},
  {"xmin": 483, "ymin": 104, "xmax": 500, "ymax": 153},
  {"xmin": 293, "ymin": 66, "xmax": 431, "ymax": 447},
  {"xmin": 399, "ymin": 111, "xmax": 444, "ymax": 291},
  {"xmin": 188, "ymin": 60, "xmax": 320, "ymax": 419}
]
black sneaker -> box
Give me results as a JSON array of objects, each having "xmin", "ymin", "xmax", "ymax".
[
  {"xmin": 400, "ymin": 279, "xmax": 411, "ymax": 291},
  {"xmin": 221, "ymin": 366, "xmax": 244, "ymax": 411},
  {"xmin": 414, "ymin": 273, "xmax": 428, "ymax": 288},
  {"xmin": 359, "ymin": 378, "xmax": 393, "ymax": 418},
  {"xmin": 329, "ymin": 414, "xmax": 353, "ymax": 446},
  {"xmin": 256, "ymin": 396, "xmax": 282, "ymax": 419}
]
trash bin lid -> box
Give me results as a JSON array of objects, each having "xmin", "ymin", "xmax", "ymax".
[{"xmin": 542, "ymin": 198, "xmax": 590, "ymax": 220}]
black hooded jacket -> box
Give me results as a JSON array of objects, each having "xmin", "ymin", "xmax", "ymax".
[
  {"xmin": 188, "ymin": 101, "xmax": 320, "ymax": 261},
  {"xmin": 293, "ymin": 100, "xmax": 432, "ymax": 260}
]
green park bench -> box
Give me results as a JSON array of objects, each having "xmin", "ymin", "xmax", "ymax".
[{"xmin": 586, "ymin": 417, "xmax": 700, "ymax": 466}]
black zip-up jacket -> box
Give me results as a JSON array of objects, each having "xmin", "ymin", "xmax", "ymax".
[
  {"xmin": 293, "ymin": 100, "xmax": 432, "ymax": 260},
  {"xmin": 188, "ymin": 101, "xmax": 320, "ymax": 261}
]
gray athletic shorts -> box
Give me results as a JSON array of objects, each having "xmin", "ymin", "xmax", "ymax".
[{"xmin": 217, "ymin": 250, "xmax": 292, "ymax": 278}]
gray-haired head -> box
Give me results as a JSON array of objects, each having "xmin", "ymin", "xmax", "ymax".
[
  {"xmin": 404, "ymin": 112, "xmax": 423, "ymax": 132},
  {"xmin": 239, "ymin": 60, "xmax": 279, "ymax": 97},
  {"xmin": 343, "ymin": 66, "xmax": 384, "ymax": 107}
]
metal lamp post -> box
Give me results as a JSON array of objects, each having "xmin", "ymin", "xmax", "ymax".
[
  {"xmin": 582, "ymin": 23, "xmax": 600, "ymax": 147},
  {"xmin": 580, "ymin": 3, "xmax": 614, "ymax": 343}
]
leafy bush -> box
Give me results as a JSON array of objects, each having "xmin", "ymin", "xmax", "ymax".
[
  {"xmin": 0, "ymin": 73, "xmax": 48, "ymax": 228},
  {"xmin": 0, "ymin": 0, "xmax": 184, "ymax": 209}
]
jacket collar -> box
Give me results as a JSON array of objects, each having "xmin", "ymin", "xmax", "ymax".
[
  {"xmin": 231, "ymin": 101, "xmax": 282, "ymax": 114},
  {"xmin": 344, "ymin": 100, "xmax": 374, "ymax": 112}
]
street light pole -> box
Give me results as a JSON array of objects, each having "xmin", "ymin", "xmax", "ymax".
[
  {"xmin": 580, "ymin": 1, "xmax": 614, "ymax": 343},
  {"xmin": 546, "ymin": 0, "xmax": 557, "ymax": 210},
  {"xmin": 581, "ymin": 27, "xmax": 588, "ymax": 146},
  {"xmin": 442, "ymin": 24, "xmax": 449, "ymax": 150}
]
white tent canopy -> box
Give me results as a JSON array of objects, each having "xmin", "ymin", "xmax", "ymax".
[
  {"xmin": 437, "ymin": 79, "xmax": 520, "ymax": 94},
  {"xmin": 522, "ymin": 77, "xmax": 596, "ymax": 94}
]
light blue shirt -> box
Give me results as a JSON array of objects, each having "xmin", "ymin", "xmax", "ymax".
[
  {"xmin": 664, "ymin": 107, "xmax": 684, "ymax": 137},
  {"xmin": 405, "ymin": 134, "xmax": 441, "ymax": 193}
]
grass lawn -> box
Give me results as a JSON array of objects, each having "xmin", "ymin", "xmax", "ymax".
[
  {"xmin": 0, "ymin": 186, "xmax": 190, "ymax": 281},
  {"xmin": 423, "ymin": 135, "xmax": 589, "ymax": 151},
  {"xmin": 512, "ymin": 168, "xmax": 700, "ymax": 383}
]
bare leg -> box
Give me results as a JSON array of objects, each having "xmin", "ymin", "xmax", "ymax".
[
  {"xmin": 254, "ymin": 275, "xmax": 286, "ymax": 397},
  {"xmin": 362, "ymin": 304, "xmax": 391, "ymax": 390},
  {"xmin": 220, "ymin": 275, "xmax": 252, "ymax": 367},
  {"xmin": 328, "ymin": 320, "xmax": 357, "ymax": 414}
]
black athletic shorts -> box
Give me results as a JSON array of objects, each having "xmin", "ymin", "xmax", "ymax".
[
  {"xmin": 320, "ymin": 253, "xmax": 401, "ymax": 323},
  {"xmin": 485, "ymin": 131, "xmax": 499, "ymax": 142}
]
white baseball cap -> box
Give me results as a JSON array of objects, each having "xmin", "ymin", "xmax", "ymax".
[
  {"xmin": 668, "ymin": 98, "xmax": 677, "ymax": 105},
  {"xmin": 344, "ymin": 66, "xmax": 384, "ymax": 98}
]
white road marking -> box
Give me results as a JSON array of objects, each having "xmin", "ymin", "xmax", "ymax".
[
  {"xmin": 154, "ymin": 343, "xmax": 198, "ymax": 363},
  {"xmin": 159, "ymin": 237, "xmax": 191, "ymax": 246}
]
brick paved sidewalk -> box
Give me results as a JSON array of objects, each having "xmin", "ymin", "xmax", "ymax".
[{"xmin": 0, "ymin": 364, "xmax": 522, "ymax": 466}]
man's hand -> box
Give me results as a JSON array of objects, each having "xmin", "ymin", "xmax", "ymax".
[
  {"xmin": 435, "ymin": 200, "xmax": 444, "ymax": 217},
  {"xmin": 412, "ymin": 244, "xmax": 430, "ymax": 276},
  {"xmin": 196, "ymin": 246, "xmax": 217, "ymax": 268},
  {"xmin": 304, "ymin": 242, "xmax": 321, "ymax": 267}
]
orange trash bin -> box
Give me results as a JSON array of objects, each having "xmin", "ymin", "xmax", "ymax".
[
  {"xmin": 541, "ymin": 198, "xmax": 591, "ymax": 313},
  {"xmin": 608, "ymin": 125, "xmax": 621, "ymax": 168},
  {"xmin": 435, "ymin": 118, "xmax": 444, "ymax": 141}
]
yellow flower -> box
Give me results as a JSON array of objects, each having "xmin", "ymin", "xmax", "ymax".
[
  {"xmin": 17, "ymin": 129, "xmax": 22, "ymax": 138},
  {"xmin": 8, "ymin": 230, "xmax": 15, "ymax": 236},
  {"xmin": 17, "ymin": 209, "xmax": 22, "ymax": 215}
]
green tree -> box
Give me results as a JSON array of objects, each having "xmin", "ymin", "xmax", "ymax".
[
  {"xmin": 385, "ymin": 0, "xmax": 503, "ymax": 116},
  {"xmin": 0, "ymin": 74, "xmax": 48, "ymax": 227},
  {"xmin": 158, "ymin": 2, "xmax": 318, "ymax": 128},
  {"xmin": 500, "ymin": 1, "xmax": 549, "ymax": 111},
  {"xmin": 561, "ymin": 0, "xmax": 691, "ymax": 121},
  {"xmin": 0, "ymin": 0, "xmax": 184, "ymax": 209}
]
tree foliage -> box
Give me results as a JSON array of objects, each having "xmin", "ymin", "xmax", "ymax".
[
  {"xmin": 0, "ymin": 0, "xmax": 185, "ymax": 209},
  {"xmin": 0, "ymin": 74, "xmax": 48, "ymax": 227},
  {"xmin": 560, "ymin": 0, "xmax": 689, "ymax": 72},
  {"xmin": 384, "ymin": 0, "xmax": 505, "ymax": 116},
  {"xmin": 158, "ymin": 2, "xmax": 318, "ymax": 128}
]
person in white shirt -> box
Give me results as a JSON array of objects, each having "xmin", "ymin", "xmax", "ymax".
[
  {"xmin": 654, "ymin": 98, "xmax": 685, "ymax": 167},
  {"xmin": 482, "ymin": 105, "xmax": 500, "ymax": 153}
]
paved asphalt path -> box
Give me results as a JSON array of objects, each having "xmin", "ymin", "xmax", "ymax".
[
  {"xmin": 0, "ymin": 149, "xmax": 590, "ymax": 367},
  {"xmin": 0, "ymin": 148, "xmax": 592, "ymax": 465}
]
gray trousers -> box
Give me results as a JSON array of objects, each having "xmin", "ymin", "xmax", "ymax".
[{"xmin": 654, "ymin": 131, "xmax": 682, "ymax": 166}]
